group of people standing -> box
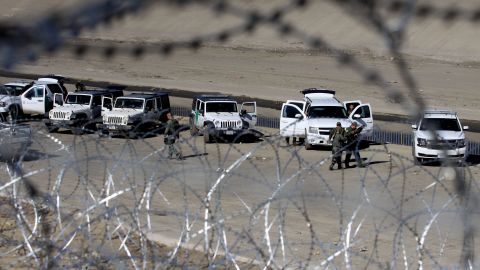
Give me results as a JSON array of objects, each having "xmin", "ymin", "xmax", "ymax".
[{"xmin": 328, "ymin": 121, "xmax": 365, "ymax": 170}]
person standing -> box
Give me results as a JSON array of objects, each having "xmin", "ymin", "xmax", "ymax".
[
  {"xmin": 329, "ymin": 122, "xmax": 345, "ymax": 170},
  {"xmin": 344, "ymin": 122, "xmax": 365, "ymax": 168},
  {"xmin": 164, "ymin": 112, "xmax": 183, "ymax": 160}
]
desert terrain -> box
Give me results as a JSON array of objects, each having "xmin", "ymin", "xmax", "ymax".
[{"xmin": 0, "ymin": 0, "xmax": 479, "ymax": 269}]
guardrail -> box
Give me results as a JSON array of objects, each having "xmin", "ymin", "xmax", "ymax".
[{"xmin": 171, "ymin": 106, "xmax": 480, "ymax": 155}]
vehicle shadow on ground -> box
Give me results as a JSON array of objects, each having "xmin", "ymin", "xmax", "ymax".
[
  {"xmin": 20, "ymin": 149, "xmax": 59, "ymax": 162},
  {"xmin": 182, "ymin": 153, "xmax": 209, "ymax": 159},
  {"xmin": 419, "ymin": 155, "xmax": 480, "ymax": 167},
  {"xmin": 466, "ymin": 155, "xmax": 480, "ymax": 166}
]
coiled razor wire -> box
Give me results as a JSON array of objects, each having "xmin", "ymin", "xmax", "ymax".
[{"xmin": 0, "ymin": 0, "xmax": 478, "ymax": 269}]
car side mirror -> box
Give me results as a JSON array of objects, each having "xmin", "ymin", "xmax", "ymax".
[
  {"xmin": 294, "ymin": 113, "xmax": 303, "ymax": 119},
  {"xmin": 411, "ymin": 124, "xmax": 417, "ymax": 130},
  {"xmin": 353, "ymin": 113, "xmax": 361, "ymax": 119},
  {"xmin": 241, "ymin": 109, "xmax": 247, "ymax": 115},
  {"xmin": 463, "ymin": 126, "xmax": 469, "ymax": 130}
]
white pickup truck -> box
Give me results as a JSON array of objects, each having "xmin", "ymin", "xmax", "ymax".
[
  {"xmin": 279, "ymin": 88, "xmax": 373, "ymax": 149},
  {"xmin": 1, "ymin": 76, "xmax": 68, "ymax": 121}
]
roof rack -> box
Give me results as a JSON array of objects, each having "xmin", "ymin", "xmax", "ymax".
[
  {"xmin": 301, "ymin": 88, "xmax": 336, "ymax": 96},
  {"xmin": 423, "ymin": 109, "xmax": 456, "ymax": 115}
]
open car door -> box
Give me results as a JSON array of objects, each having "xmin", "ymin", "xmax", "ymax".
[
  {"xmin": 343, "ymin": 100, "xmax": 362, "ymax": 115},
  {"xmin": 280, "ymin": 103, "xmax": 306, "ymax": 138},
  {"xmin": 349, "ymin": 103, "xmax": 373, "ymax": 136},
  {"xmin": 240, "ymin": 101, "xmax": 257, "ymax": 128},
  {"xmin": 21, "ymin": 85, "xmax": 46, "ymax": 115},
  {"xmin": 101, "ymin": 96, "xmax": 113, "ymax": 116},
  {"xmin": 286, "ymin": 100, "xmax": 306, "ymax": 112},
  {"xmin": 53, "ymin": 93, "xmax": 64, "ymax": 108}
]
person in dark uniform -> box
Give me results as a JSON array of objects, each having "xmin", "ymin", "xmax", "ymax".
[
  {"xmin": 344, "ymin": 122, "xmax": 365, "ymax": 168},
  {"xmin": 164, "ymin": 112, "xmax": 183, "ymax": 160},
  {"xmin": 329, "ymin": 122, "xmax": 345, "ymax": 170}
]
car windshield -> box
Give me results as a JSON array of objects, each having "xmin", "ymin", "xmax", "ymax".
[
  {"xmin": 66, "ymin": 94, "xmax": 91, "ymax": 105},
  {"xmin": 308, "ymin": 106, "xmax": 348, "ymax": 118},
  {"xmin": 1, "ymin": 85, "xmax": 25, "ymax": 96},
  {"xmin": 420, "ymin": 118, "xmax": 461, "ymax": 131},
  {"xmin": 115, "ymin": 98, "xmax": 144, "ymax": 109},
  {"xmin": 206, "ymin": 102, "xmax": 237, "ymax": 113}
]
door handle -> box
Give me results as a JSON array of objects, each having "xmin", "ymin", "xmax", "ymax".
[{"xmin": 37, "ymin": 100, "xmax": 43, "ymax": 102}]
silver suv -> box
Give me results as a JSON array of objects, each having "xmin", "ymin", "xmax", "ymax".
[{"xmin": 412, "ymin": 110, "xmax": 468, "ymax": 164}]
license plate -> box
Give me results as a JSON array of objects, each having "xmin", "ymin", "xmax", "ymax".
[
  {"xmin": 109, "ymin": 125, "xmax": 117, "ymax": 130},
  {"xmin": 225, "ymin": 130, "xmax": 234, "ymax": 135}
]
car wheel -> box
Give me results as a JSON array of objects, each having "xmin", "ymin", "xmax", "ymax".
[
  {"xmin": 46, "ymin": 125, "xmax": 59, "ymax": 133},
  {"xmin": 305, "ymin": 142, "xmax": 313, "ymax": 150},
  {"xmin": 204, "ymin": 124, "xmax": 214, "ymax": 143}
]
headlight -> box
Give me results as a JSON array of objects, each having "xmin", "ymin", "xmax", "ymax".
[
  {"xmin": 417, "ymin": 138, "xmax": 427, "ymax": 147},
  {"xmin": 0, "ymin": 101, "xmax": 6, "ymax": 107},
  {"xmin": 457, "ymin": 139, "xmax": 466, "ymax": 148},
  {"xmin": 236, "ymin": 120, "xmax": 242, "ymax": 126},
  {"xmin": 308, "ymin": 127, "xmax": 317, "ymax": 134},
  {"xmin": 69, "ymin": 113, "xmax": 77, "ymax": 120},
  {"xmin": 65, "ymin": 112, "xmax": 71, "ymax": 119},
  {"xmin": 124, "ymin": 117, "xmax": 130, "ymax": 125},
  {"xmin": 215, "ymin": 120, "xmax": 220, "ymax": 127}
]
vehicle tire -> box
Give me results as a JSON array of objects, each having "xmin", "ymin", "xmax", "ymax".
[
  {"xmin": 204, "ymin": 124, "xmax": 214, "ymax": 144},
  {"xmin": 46, "ymin": 125, "xmax": 59, "ymax": 133},
  {"xmin": 305, "ymin": 141, "xmax": 313, "ymax": 150},
  {"xmin": 298, "ymin": 138, "xmax": 305, "ymax": 145}
]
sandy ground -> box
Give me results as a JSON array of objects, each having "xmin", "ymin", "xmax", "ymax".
[{"xmin": 0, "ymin": 121, "xmax": 477, "ymax": 268}]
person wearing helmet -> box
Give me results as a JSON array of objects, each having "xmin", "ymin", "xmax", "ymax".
[{"xmin": 344, "ymin": 122, "xmax": 365, "ymax": 168}]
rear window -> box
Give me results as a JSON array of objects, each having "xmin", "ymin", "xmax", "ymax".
[
  {"xmin": 420, "ymin": 118, "xmax": 461, "ymax": 131},
  {"xmin": 48, "ymin": 84, "xmax": 63, "ymax": 94},
  {"xmin": 1, "ymin": 85, "xmax": 25, "ymax": 96}
]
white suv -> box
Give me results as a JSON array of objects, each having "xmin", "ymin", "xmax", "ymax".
[
  {"xmin": 0, "ymin": 81, "xmax": 30, "ymax": 121},
  {"xmin": 412, "ymin": 110, "xmax": 468, "ymax": 164},
  {"xmin": 279, "ymin": 89, "xmax": 373, "ymax": 149}
]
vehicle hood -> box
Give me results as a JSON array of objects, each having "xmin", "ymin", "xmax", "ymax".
[
  {"xmin": 105, "ymin": 109, "xmax": 143, "ymax": 118},
  {"xmin": 307, "ymin": 118, "xmax": 353, "ymax": 129},
  {"xmin": 205, "ymin": 112, "xmax": 241, "ymax": 122},
  {"xmin": 52, "ymin": 104, "xmax": 90, "ymax": 113},
  {"xmin": 415, "ymin": 129, "xmax": 465, "ymax": 140}
]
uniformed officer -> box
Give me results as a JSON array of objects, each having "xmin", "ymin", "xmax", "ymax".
[
  {"xmin": 164, "ymin": 112, "xmax": 183, "ymax": 160},
  {"xmin": 329, "ymin": 122, "xmax": 345, "ymax": 170},
  {"xmin": 344, "ymin": 122, "xmax": 365, "ymax": 168}
]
